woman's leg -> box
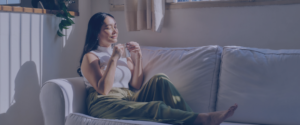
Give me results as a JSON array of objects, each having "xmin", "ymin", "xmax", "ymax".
[
  {"xmin": 86, "ymin": 75, "xmax": 238, "ymax": 125},
  {"xmin": 87, "ymin": 87, "xmax": 198, "ymax": 124},
  {"xmin": 131, "ymin": 73, "xmax": 192, "ymax": 112},
  {"xmin": 130, "ymin": 73, "xmax": 239, "ymax": 125},
  {"xmin": 194, "ymin": 104, "xmax": 238, "ymax": 125}
]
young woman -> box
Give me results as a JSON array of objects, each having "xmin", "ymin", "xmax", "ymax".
[{"xmin": 78, "ymin": 12, "xmax": 238, "ymax": 125}]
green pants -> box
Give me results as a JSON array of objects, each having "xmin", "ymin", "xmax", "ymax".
[{"xmin": 86, "ymin": 73, "xmax": 198, "ymax": 125}]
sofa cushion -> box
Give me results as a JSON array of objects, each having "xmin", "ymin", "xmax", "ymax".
[
  {"xmin": 217, "ymin": 46, "xmax": 300, "ymax": 124},
  {"xmin": 220, "ymin": 122, "xmax": 258, "ymax": 125},
  {"xmin": 65, "ymin": 113, "xmax": 170, "ymax": 125},
  {"xmin": 65, "ymin": 113, "xmax": 255, "ymax": 125},
  {"xmin": 141, "ymin": 45, "xmax": 222, "ymax": 113}
]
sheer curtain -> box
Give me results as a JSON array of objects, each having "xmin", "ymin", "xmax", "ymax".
[{"xmin": 124, "ymin": 0, "xmax": 165, "ymax": 32}]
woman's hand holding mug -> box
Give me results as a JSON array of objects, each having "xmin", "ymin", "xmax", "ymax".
[
  {"xmin": 111, "ymin": 44, "xmax": 125, "ymax": 60},
  {"xmin": 112, "ymin": 42, "xmax": 141, "ymax": 60},
  {"xmin": 126, "ymin": 41, "xmax": 142, "ymax": 59}
]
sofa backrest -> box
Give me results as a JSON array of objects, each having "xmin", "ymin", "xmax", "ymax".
[
  {"xmin": 217, "ymin": 46, "xmax": 300, "ymax": 125},
  {"xmin": 141, "ymin": 45, "xmax": 223, "ymax": 113}
]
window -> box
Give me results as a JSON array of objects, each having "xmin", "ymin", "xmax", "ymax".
[
  {"xmin": 110, "ymin": 0, "xmax": 300, "ymax": 11},
  {"xmin": 0, "ymin": 0, "xmax": 20, "ymax": 5}
]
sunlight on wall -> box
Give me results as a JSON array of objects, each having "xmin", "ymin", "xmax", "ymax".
[
  {"xmin": 0, "ymin": 13, "xmax": 10, "ymax": 114},
  {"xmin": 0, "ymin": 13, "xmax": 44, "ymax": 114},
  {"xmin": 64, "ymin": 23, "xmax": 73, "ymax": 48},
  {"xmin": 0, "ymin": 12, "xmax": 74, "ymax": 114},
  {"xmin": 10, "ymin": 13, "xmax": 21, "ymax": 106},
  {"xmin": 21, "ymin": 14, "xmax": 31, "ymax": 66},
  {"xmin": 31, "ymin": 14, "xmax": 41, "ymax": 84}
]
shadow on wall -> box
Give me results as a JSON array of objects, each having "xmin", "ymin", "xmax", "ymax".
[{"xmin": 0, "ymin": 61, "xmax": 44, "ymax": 125}]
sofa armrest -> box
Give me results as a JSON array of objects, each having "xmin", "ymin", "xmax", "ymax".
[{"xmin": 40, "ymin": 77, "xmax": 87, "ymax": 125}]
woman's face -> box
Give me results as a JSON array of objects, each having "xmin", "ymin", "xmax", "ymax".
[{"xmin": 98, "ymin": 16, "xmax": 118, "ymax": 47}]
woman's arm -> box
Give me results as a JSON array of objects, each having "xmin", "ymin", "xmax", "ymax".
[
  {"xmin": 81, "ymin": 44, "xmax": 124, "ymax": 95},
  {"xmin": 127, "ymin": 42, "xmax": 144, "ymax": 90}
]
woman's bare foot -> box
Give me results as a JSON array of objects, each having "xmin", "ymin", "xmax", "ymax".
[{"xmin": 193, "ymin": 104, "xmax": 238, "ymax": 125}]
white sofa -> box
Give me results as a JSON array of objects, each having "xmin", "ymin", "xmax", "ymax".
[{"xmin": 40, "ymin": 45, "xmax": 300, "ymax": 125}]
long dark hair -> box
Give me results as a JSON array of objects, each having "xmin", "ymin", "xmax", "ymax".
[{"xmin": 77, "ymin": 12, "xmax": 114, "ymax": 76}]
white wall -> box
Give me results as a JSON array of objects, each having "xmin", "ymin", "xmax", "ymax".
[
  {"xmin": 0, "ymin": 0, "xmax": 92, "ymax": 124},
  {"xmin": 92, "ymin": 0, "xmax": 300, "ymax": 49}
]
